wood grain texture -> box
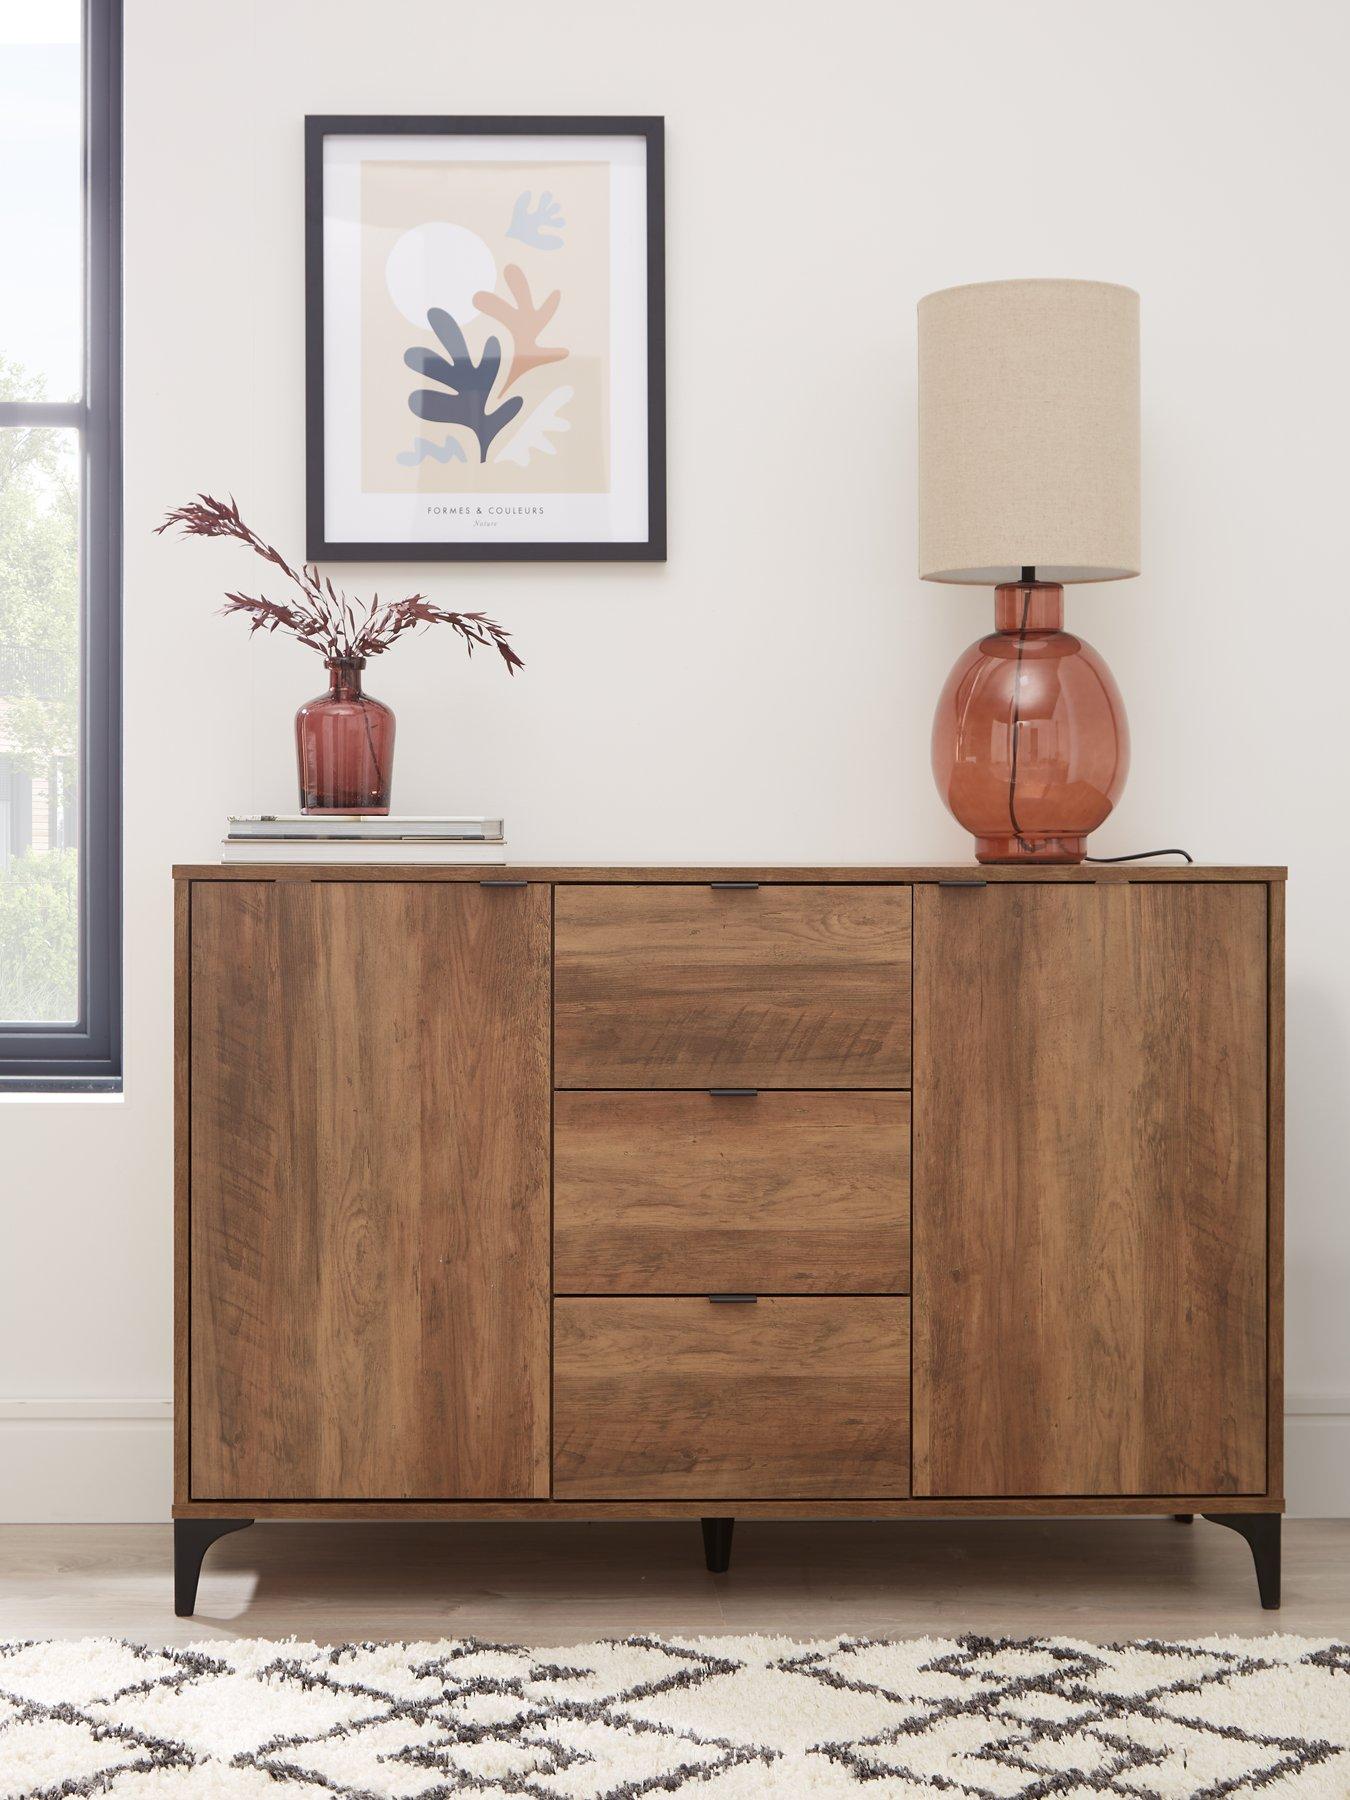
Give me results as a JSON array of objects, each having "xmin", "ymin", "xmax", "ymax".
[
  {"xmin": 1266, "ymin": 879, "xmax": 1286, "ymax": 1502},
  {"xmin": 171, "ymin": 1493, "xmax": 1282, "ymax": 1520},
  {"xmin": 912, "ymin": 882, "xmax": 1269, "ymax": 1499},
  {"xmin": 188, "ymin": 880, "xmax": 551, "ymax": 1501},
  {"xmin": 553, "ymin": 886, "xmax": 912, "ymax": 1088},
  {"xmin": 174, "ymin": 864, "xmax": 1288, "ymax": 885},
  {"xmin": 554, "ymin": 1091, "xmax": 910, "ymax": 1293},
  {"xmin": 173, "ymin": 880, "xmax": 192, "ymax": 1505},
  {"xmin": 553, "ymin": 1297, "xmax": 909, "ymax": 1499}
]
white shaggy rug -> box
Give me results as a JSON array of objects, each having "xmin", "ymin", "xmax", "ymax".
[{"xmin": 1, "ymin": 1633, "xmax": 1348, "ymax": 1798}]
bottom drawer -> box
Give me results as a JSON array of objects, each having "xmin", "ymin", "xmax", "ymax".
[{"xmin": 553, "ymin": 1297, "xmax": 910, "ymax": 1500}]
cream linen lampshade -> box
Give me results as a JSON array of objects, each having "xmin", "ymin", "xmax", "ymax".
[{"xmin": 917, "ymin": 278, "xmax": 1140, "ymax": 584}]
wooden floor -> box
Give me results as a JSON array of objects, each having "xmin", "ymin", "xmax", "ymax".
[{"xmin": 0, "ymin": 1519, "xmax": 1345, "ymax": 1647}]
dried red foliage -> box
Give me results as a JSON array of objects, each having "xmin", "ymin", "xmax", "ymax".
[{"xmin": 155, "ymin": 494, "xmax": 523, "ymax": 673}]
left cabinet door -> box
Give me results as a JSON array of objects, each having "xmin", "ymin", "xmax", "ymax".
[{"xmin": 187, "ymin": 880, "xmax": 551, "ymax": 1501}]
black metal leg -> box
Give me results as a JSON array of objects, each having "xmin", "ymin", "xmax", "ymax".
[
  {"xmin": 701, "ymin": 1516, "xmax": 734, "ymax": 1574},
  {"xmin": 1202, "ymin": 1512, "xmax": 1281, "ymax": 1609},
  {"xmin": 174, "ymin": 1517, "xmax": 253, "ymax": 1617},
  {"xmin": 1173, "ymin": 1513, "xmax": 1194, "ymax": 1523}
]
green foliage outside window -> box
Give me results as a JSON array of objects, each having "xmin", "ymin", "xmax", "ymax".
[
  {"xmin": 0, "ymin": 848, "xmax": 77, "ymax": 1021},
  {"xmin": 0, "ymin": 357, "xmax": 80, "ymax": 1022}
]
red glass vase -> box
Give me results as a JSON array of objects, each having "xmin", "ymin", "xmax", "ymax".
[
  {"xmin": 932, "ymin": 581, "xmax": 1129, "ymax": 864},
  {"xmin": 295, "ymin": 658, "xmax": 396, "ymax": 815}
]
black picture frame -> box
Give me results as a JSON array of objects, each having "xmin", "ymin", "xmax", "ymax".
[{"xmin": 305, "ymin": 114, "xmax": 666, "ymax": 563}]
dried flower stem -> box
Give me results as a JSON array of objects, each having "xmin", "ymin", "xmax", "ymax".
[{"xmin": 155, "ymin": 494, "xmax": 523, "ymax": 673}]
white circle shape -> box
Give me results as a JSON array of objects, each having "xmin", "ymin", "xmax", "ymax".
[{"xmin": 385, "ymin": 223, "xmax": 497, "ymax": 330}]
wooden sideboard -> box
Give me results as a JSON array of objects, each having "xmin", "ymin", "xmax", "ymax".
[{"xmin": 172, "ymin": 864, "xmax": 1285, "ymax": 1613}]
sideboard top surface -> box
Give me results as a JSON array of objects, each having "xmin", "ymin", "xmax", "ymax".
[{"xmin": 174, "ymin": 863, "xmax": 1286, "ymax": 884}]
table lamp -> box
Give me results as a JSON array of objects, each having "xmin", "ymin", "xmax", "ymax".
[{"xmin": 918, "ymin": 278, "xmax": 1139, "ymax": 863}]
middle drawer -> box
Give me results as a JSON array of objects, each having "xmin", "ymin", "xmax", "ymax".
[{"xmin": 554, "ymin": 1091, "xmax": 910, "ymax": 1294}]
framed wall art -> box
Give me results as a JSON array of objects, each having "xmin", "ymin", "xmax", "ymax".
[{"xmin": 305, "ymin": 115, "xmax": 665, "ymax": 562}]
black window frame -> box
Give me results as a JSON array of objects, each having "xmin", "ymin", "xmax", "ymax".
[{"xmin": 0, "ymin": 0, "xmax": 122, "ymax": 1090}]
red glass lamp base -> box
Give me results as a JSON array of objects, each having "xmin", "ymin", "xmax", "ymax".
[
  {"xmin": 974, "ymin": 833, "xmax": 1087, "ymax": 865},
  {"xmin": 932, "ymin": 581, "xmax": 1129, "ymax": 866}
]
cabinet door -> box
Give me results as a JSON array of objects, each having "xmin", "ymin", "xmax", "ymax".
[
  {"xmin": 189, "ymin": 880, "xmax": 550, "ymax": 1500},
  {"xmin": 912, "ymin": 882, "xmax": 1268, "ymax": 1498}
]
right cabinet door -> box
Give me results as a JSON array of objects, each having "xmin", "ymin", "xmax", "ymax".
[{"xmin": 912, "ymin": 881, "xmax": 1269, "ymax": 1498}]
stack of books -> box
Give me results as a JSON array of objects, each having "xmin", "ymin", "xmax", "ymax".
[{"xmin": 221, "ymin": 815, "xmax": 506, "ymax": 864}]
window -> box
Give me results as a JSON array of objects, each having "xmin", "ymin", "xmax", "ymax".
[{"xmin": 0, "ymin": 0, "xmax": 120, "ymax": 1088}]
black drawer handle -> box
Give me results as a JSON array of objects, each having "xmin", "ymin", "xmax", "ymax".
[
  {"xmin": 708, "ymin": 1293, "xmax": 758, "ymax": 1304},
  {"xmin": 708, "ymin": 1088, "xmax": 758, "ymax": 1097},
  {"xmin": 479, "ymin": 879, "xmax": 528, "ymax": 887},
  {"xmin": 938, "ymin": 878, "xmax": 987, "ymax": 888},
  {"xmin": 709, "ymin": 881, "xmax": 760, "ymax": 889}
]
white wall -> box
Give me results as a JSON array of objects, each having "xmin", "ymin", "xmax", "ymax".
[{"xmin": 4, "ymin": 0, "xmax": 1348, "ymax": 1519}]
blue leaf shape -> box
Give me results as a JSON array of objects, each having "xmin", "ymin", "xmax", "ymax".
[
  {"xmin": 396, "ymin": 435, "xmax": 467, "ymax": 467},
  {"xmin": 404, "ymin": 311, "xmax": 522, "ymax": 461},
  {"xmin": 506, "ymin": 189, "xmax": 566, "ymax": 250}
]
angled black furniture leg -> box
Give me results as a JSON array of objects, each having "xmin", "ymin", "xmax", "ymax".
[
  {"xmin": 1173, "ymin": 1513, "xmax": 1194, "ymax": 1523},
  {"xmin": 175, "ymin": 1517, "xmax": 253, "ymax": 1617},
  {"xmin": 1202, "ymin": 1512, "xmax": 1280, "ymax": 1609},
  {"xmin": 701, "ymin": 1517, "xmax": 734, "ymax": 1574}
]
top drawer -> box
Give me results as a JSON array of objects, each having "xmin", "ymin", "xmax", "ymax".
[{"xmin": 554, "ymin": 885, "xmax": 911, "ymax": 1088}]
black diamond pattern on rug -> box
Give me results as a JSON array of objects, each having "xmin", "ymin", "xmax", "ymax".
[{"xmin": 0, "ymin": 1632, "xmax": 1346, "ymax": 1796}]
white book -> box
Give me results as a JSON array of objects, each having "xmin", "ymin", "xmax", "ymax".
[
  {"xmin": 228, "ymin": 814, "xmax": 503, "ymax": 841},
  {"xmin": 220, "ymin": 840, "xmax": 509, "ymax": 865}
]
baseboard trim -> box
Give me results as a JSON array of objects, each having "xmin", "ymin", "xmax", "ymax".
[
  {"xmin": 0, "ymin": 1399, "xmax": 172, "ymax": 1421},
  {"xmin": 0, "ymin": 1405, "xmax": 172, "ymax": 1521},
  {"xmin": 1, "ymin": 1402, "xmax": 1346, "ymax": 1521}
]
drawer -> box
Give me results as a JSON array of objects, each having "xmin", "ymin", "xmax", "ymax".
[
  {"xmin": 554, "ymin": 1091, "xmax": 910, "ymax": 1294},
  {"xmin": 553, "ymin": 1297, "xmax": 910, "ymax": 1499},
  {"xmin": 553, "ymin": 885, "xmax": 911, "ymax": 1088}
]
